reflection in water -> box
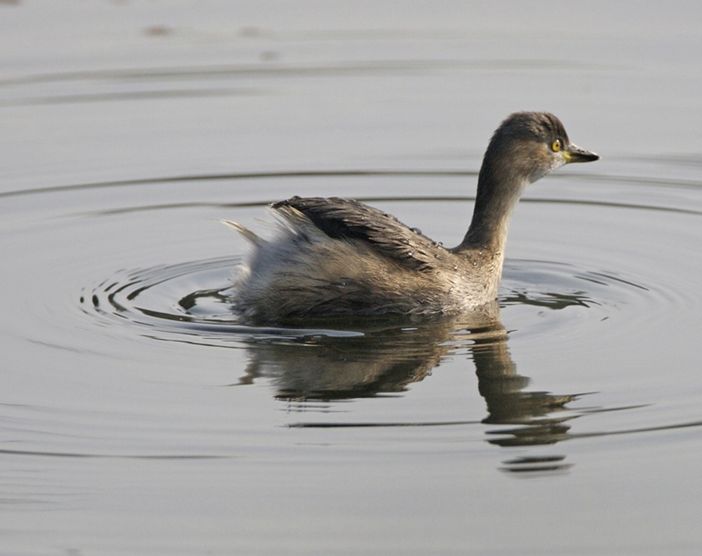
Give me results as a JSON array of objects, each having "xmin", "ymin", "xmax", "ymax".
[
  {"xmin": 82, "ymin": 253, "xmax": 633, "ymax": 473},
  {"xmin": 238, "ymin": 300, "xmax": 587, "ymax": 474}
]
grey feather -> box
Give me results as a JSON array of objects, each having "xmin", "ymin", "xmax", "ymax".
[{"xmin": 272, "ymin": 196, "xmax": 444, "ymax": 271}]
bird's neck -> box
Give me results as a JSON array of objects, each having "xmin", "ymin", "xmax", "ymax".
[{"xmin": 457, "ymin": 160, "xmax": 527, "ymax": 255}]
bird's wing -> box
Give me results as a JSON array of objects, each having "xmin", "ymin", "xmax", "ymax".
[{"xmin": 272, "ymin": 196, "xmax": 445, "ymax": 271}]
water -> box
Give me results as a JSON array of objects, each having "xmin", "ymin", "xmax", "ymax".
[{"xmin": 2, "ymin": 1, "xmax": 702, "ymax": 554}]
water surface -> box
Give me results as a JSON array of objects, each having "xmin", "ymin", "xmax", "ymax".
[{"xmin": 2, "ymin": 2, "xmax": 702, "ymax": 555}]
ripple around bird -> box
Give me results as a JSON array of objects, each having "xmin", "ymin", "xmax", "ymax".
[{"xmin": 2, "ymin": 169, "xmax": 702, "ymax": 473}]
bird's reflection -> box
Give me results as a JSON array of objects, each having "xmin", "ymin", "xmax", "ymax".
[{"xmin": 238, "ymin": 300, "xmax": 585, "ymax": 473}]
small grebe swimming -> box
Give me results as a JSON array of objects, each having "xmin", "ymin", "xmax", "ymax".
[{"xmin": 224, "ymin": 112, "xmax": 598, "ymax": 322}]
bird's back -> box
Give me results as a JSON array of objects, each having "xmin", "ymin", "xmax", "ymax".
[{"xmin": 272, "ymin": 196, "xmax": 445, "ymax": 271}]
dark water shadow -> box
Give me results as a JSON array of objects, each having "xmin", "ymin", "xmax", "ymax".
[
  {"xmin": 0, "ymin": 87, "xmax": 262, "ymax": 107},
  {"xmin": 235, "ymin": 302, "xmax": 592, "ymax": 474}
]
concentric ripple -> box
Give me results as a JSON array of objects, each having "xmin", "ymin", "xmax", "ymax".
[
  {"xmin": 81, "ymin": 256, "xmax": 364, "ymax": 345},
  {"xmin": 6, "ymin": 170, "xmax": 702, "ymax": 473},
  {"xmin": 81, "ymin": 245, "xmax": 651, "ymax": 348},
  {"xmin": 74, "ymin": 184, "xmax": 680, "ymax": 351}
]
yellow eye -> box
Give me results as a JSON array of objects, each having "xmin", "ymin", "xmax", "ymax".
[{"xmin": 551, "ymin": 139, "xmax": 562, "ymax": 152}]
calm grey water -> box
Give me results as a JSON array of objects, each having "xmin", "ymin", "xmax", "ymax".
[{"xmin": 2, "ymin": 1, "xmax": 702, "ymax": 555}]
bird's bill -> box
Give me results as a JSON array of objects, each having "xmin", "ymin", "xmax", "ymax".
[{"xmin": 564, "ymin": 144, "xmax": 599, "ymax": 163}]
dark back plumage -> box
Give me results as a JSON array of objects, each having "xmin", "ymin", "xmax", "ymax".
[{"xmin": 272, "ymin": 196, "xmax": 444, "ymax": 271}]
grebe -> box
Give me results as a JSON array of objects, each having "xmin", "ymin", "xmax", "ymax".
[{"xmin": 224, "ymin": 112, "xmax": 598, "ymax": 322}]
